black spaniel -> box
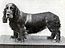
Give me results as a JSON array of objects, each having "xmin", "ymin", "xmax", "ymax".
[{"xmin": 3, "ymin": 3, "xmax": 61, "ymax": 42}]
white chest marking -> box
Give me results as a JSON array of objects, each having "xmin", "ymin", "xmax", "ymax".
[{"xmin": 25, "ymin": 14, "xmax": 32, "ymax": 24}]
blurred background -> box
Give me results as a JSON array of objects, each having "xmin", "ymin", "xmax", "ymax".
[{"xmin": 0, "ymin": 0, "xmax": 65, "ymax": 37}]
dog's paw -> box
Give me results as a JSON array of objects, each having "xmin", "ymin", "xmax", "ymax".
[
  {"xmin": 11, "ymin": 35, "xmax": 18, "ymax": 39},
  {"xmin": 55, "ymin": 39, "xmax": 60, "ymax": 43},
  {"xmin": 17, "ymin": 38, "xmax": 21, "ymax": 41},
  {"xmin": 11, "ymin": 36, "xmax": 16, "ymax": 39},
  {"xmin": 47, "ymin": 36, "xmax": 53, "ymax": 40},
  {"xmin": 17, "ymin": 38, "xmax": 25, "ymax": 42}
]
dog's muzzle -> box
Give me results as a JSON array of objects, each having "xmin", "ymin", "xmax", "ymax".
[
  {"xmin": 6, "ymin": 13, "xmax": 13, "ymax": 18},
  {"xmin": 3, "ymin": 13, "xmax": 13, "ymax": 23}
]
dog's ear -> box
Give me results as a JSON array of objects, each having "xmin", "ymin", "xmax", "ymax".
[
  {"xmin": 14, "ymin": 5, "xmax": 20, "ymax": 18},
  {"xmin": 2, "ymin": 8, "xmax": 7, "ymax": 23}
]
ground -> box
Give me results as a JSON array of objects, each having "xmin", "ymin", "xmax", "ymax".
[{"xmin": 0, "ymin": 35, "xmax": 65, "ymax": 45}]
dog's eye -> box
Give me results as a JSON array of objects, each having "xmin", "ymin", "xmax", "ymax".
[
  {"xmin": 10, "ymin": 7, "xmax": 13, "ymax": 10},
  {"xmin": 6, "ymin": 7, "xmax": 8, "ymax": 9}
]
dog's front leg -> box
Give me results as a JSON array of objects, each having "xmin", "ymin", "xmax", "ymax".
[
  {"xmin": 18, "ymin": 28, "xmax": 25, "ymax": 42},
  {"xmin": 17, "ymin": 24, "xmax": 25, "ymax": 42}
]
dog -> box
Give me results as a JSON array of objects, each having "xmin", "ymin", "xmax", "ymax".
[
  {"xmin": 3, "ymin": 3, "xmax": 61, "ymax": 42},
  {"xmin": 2, "ymin": 3, "xmax": 26, "ymax": 42}
]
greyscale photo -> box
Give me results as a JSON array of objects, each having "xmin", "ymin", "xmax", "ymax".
[{"xmin": 0, "ymin": 0, "xmax": 65, "ymax": 48}]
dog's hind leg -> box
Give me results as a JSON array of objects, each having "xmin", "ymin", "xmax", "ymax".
[
  {"xmin": 47, "ymin": 28, "xmax": 60, "ymax": 42},
  {"xmin": 47, "ymin": 21, "xmax": 56, "ymax": 40},
  {"xmin": 47, "ymin": 32, "xmax": 56, "ymax": 40},
  {"xmin": 55, "ymin": 30, "xmax": 60, "ymax": 42},
  {"xmin": 47, "ymin": 20, "xmax": 61, "ymax": 42}
]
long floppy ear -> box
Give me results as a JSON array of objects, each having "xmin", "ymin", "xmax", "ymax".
[
  {"xmin": 2, "ymin": 8, "xmax": 7, "ymax": 23},
  {"xmin": 14, "ymin": 5, "xmax": 20, "ymax": 19}
]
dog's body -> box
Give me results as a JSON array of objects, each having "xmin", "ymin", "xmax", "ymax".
[
  {"xmin": 3, "ymin": 3, "xmax": 61, "ymax": 42},
  {"xmin": 25, "ymin": 12, "xmax": 61, "ymax": 42},
  {"xmin": 25, "ymin": 12, "xmax": 60, "ymax": 34}
]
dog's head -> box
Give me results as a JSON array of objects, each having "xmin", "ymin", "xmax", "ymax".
[{"xmin": 2, "ymin": 3, "xmax": 20, "ymax": 23}]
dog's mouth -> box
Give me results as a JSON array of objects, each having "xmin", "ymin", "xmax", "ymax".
[{"xmin": 6, "ymin": 13, "xmax": 13, "ymax": 19}]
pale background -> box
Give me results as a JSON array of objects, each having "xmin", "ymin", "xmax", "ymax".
[{"xmin": 0, "ymin": 0, "xmax": 65, "ymax": 37}]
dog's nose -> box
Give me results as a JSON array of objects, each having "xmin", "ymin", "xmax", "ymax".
[{"xmin": 7, "ymin": 14, "xmax": 10, "ymax": 16}]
